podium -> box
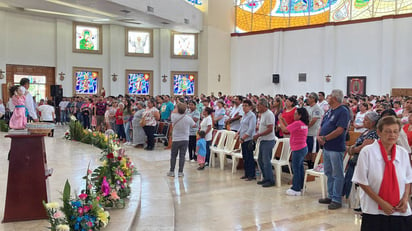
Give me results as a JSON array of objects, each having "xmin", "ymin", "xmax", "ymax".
[{"xmin": 3, "ymin": 134, "xmax": 49, "ymax": 222}]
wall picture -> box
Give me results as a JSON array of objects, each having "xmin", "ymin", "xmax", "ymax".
[
  {"xmin": 171, "ymin": 32, "xmax": 198, "ymax": 59},
  {"xmin": 126, "ymin": 70, "xmax": 153, "ymax": 95},
  {"xmin": 73, "ymin": 22, "xmax": 102, "ymax": 54},
  {"xmin": 126, "ymin": 28, "xmax": 153, "ymax": 57},
  {"xmin": 73, "ymin": 67, "xmax": 102, "ymax": 95},
  {"xmin": 171, "ymin": 71, "xmax": 198, "ymax": 96},
  {"xmin": 347, "ymin": 76, "xmax": 367, "ymax": 96}
]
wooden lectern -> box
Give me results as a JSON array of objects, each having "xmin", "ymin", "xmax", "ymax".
[{"xmin": 3, "ymin": 134, "xmax": 49, "ymax": 222}]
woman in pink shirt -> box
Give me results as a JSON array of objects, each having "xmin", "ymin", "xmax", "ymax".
[{"xmin": 279, "ymin": 107, "xmax": 309, "ymax": 196}]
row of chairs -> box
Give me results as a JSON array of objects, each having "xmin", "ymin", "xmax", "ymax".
[{"xmin": 209, "ymin": 130, "xmax": 294, "ymax": 187}]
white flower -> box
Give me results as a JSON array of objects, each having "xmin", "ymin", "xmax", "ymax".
[
  {"xmin": 45, "ymin": 202, "xmax": 59, "ymax": 209},
  {"xmin": 56, "ymin": 224, "xmax": 70, "ymax": 231}
]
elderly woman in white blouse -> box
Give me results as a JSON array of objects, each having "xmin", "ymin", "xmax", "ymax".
[{"xmin": 352, "ymin": 116, "xmax": 412, "ymax": 231}]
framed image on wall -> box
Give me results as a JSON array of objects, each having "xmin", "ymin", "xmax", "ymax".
[
  {"xmin": 171, "ymin": 71, "xmax": 198, "ymax": 96},
  {"xmin": 73, "ymin": 67, "xmax": 103, "ymax": 95},
  {"xmin": 171, "ymin": 32, "xmax": 198, "ymax": 59},
  {"xmin": 347, "ymin": 76, "xmax": 367, "ymax": 96},
  {"xmin": 125, "ymin": 70, "xmax": 153, "ymax": 95},
  {"xmin": 125, "ymin": 28, "xmax": 153, "ymax": 57},
  {"xmin": 73, "ymin": 22, "xmax": 102, "ymax": 54}
]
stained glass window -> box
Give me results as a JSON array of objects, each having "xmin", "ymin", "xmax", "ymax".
[
  {"xmin": 127, "ymin": 73, "xmax": 151, "ymax": 95},
  {"xmin": 235, "ymin": 0, "xmax": 412, "ymax": 32}
]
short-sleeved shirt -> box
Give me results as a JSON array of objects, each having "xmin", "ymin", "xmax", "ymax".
[
  {"xmin": 160, "ymin": 102, "xmax": 174, "ymax": 120},
  {"xmin": 187, "ymin": 109, "xmax": 200, "ymax": 136},
  {"xmin": 229, "ymin": 105, "xmax": 244, "ymax": 131},
  {"xmin": 305, "ymin": 104, "xmax": 324, "ymax": 136},
  {"xmin": 171, "ymin": 113, "xmax": 195, "ymax": 142},
  {"xmin": 239, "ymin": 111, "xmax": 256, "ymax": 142},
  {"xmin": 319, "ymin": 105, "xmax": 350, "ymax": 152},
  {"xmin": 287, "ymin": 120, "xmax": 308, "ymax": 151},
  {"xmin": 352, "ymin": 141, "xmax": 412, "ymax": 216},
  {"xmin": 200, "ymin": 115, "xmax": 213, "ymax": 141},
  {"xmin": 354, "ymin": 111, "xmax": 367, "ymax": 132},
  {"xmin": 38, "ymin": 105, "xmax": 55, "ymax": 121},
  {"xmin": 197, "ymin": 138, "xmax": 207, "ymax": 157},
  {"xmin": 215, "ymin": 107, "xmax": 226, "ymax": 126},
  {"xmin": 95, "ymin": 102, "xmax": 107, "ymax": 116},
  {"xmin": 258, "ymin": 109, "xmax": 276, "ymax": 141}
]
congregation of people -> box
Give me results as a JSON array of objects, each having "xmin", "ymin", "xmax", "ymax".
[{"xmin": 2, "ymin": 85, "xmax": 412, "ymax": 230}]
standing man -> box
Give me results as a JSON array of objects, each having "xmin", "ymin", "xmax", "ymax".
[
  {"xmin": 317, "ymin": 89, "xmax": 350, "ymax": 210},
  {"xmin": 305, "ymin": 92, "xmax": 324, "ymax": 169},
  {"xmin": 254, "ymin": 98, "xmax": 276, "ymax": 188},
  {"xmin": 226, "ymin": 95, "xmax": 244, "ymax": 132},
  {"xmin": 318, "ymin": 91, "xmax": 329, "ymax": 114},
  {"xmin": 160, "ymin": 95, "xmax": 174, "ymax": 122},
  {"xmin": 238, "ymin": 99, "xmax": 257, "ymax": 181},
  {"xmin": 19, "ymin": 78, "xmax": 39, "ymax": 122}
]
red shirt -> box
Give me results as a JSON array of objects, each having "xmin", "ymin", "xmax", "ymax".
[
  {"xmin": 115, "ymin": 108, "xmax": 123, "ymax": 125},
  {"xmin": 282, "ymin": 107, "xmax": 296, "ymax": 134},
  {"xmin": 403, "ymin": 124, "xmax": 412, "ymax": 147}
]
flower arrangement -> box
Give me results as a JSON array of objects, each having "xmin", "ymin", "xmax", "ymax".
[
  {"xmin": 92, "ymin": 137, "xmax": 138, "ymax": 208},
  {"xmin": 44, "ymin": 168, "xmax": 110, "ymax": 231},
  {"xmin": 66, "ymin": 120, "xmax": 108, "ymax": 149}
]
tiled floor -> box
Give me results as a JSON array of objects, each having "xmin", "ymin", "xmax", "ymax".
[{"xmin": 1, "ymin": 126, "xmax": 362, "ymax": 231}]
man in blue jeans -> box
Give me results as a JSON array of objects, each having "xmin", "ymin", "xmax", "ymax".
[
  {"xmin": 317, "ymin": 89, "xmax": 350, "ymax": 210},
  {"xmin": 254, "ymin": 98, "xmax": 276, "ymax": 188}
]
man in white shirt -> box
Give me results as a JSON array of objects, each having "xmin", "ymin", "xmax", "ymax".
[
  {"xmin": 305, "ymin": 92, "xmax": 324, "ymax": 168},
  {"xmin": 38, "ymin": 100, "xmax": 55, "ymax": 137},
  {"xmin": 19, "ymin": 78, "xmax": 39, "ymax": 122},
  {"xmin": 317, "ymin": 91, "xmax": 329, "ymax": 114},
  {"xmin": 226, "ymin": 95, "xmax": 244, "ymax": 132},
  {"xmin": 59, "ymin": 98, "xmax": 69, "ymax": 125}
]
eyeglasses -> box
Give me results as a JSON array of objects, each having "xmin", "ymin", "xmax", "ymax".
[{"xmin": 381, "ymin": 129, "xmax": 400, "ymax": 135}]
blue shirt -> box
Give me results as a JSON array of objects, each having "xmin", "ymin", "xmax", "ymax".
[
  {"xmin": 160, "ymin": 102, "xmax": 174, "ymax": 120},
  {"xmin": 197, "ymin": 138, "xmax": 206, "ymax": 157},
  {"xmin": 320, "ymin": 105, "xmax": 350, "ymax": 152}
]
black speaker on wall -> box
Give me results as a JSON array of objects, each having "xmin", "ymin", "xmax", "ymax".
[
  {"xmin": 272, "ymin": 74, "xmax": 280, "ymax": 84},
  {"xmin": 50, "ymin": 85, "xmax": 63, "ymax": 97}
]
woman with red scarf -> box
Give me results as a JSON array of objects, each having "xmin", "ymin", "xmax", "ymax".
[{"xmin": 352, "ymin": 116, "xmax": 412, "ymax": 231}]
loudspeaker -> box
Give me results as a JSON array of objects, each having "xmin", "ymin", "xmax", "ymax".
[
  {"xmin": 272, "ymin": 74, "xmax": 280, "ymax": 84},
  {"xmin": 50, "ymin": 85, "xmax": 63, "ymax": 97}
]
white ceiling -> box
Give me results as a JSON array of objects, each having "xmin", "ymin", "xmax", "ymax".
[{"xmin": 0, "ymin": 0, "xmax": 203, "ymax": 32}]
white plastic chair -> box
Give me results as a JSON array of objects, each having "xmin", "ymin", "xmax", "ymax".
[
  {"xmin": 216, "ymin": 131, "xmax": 238, "ymax": 170},
  {"xmin": 270, "ymin": 138, "xmax": 292, "ymax": 187},
  {"xmin": 209, "ymin": 130, "xmax": 226, "ymax": 167},
  {"xmin": 302, "ymin": 149, "xmax": 327, "ymax": 198}
]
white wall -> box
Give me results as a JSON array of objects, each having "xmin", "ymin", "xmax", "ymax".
[
  {"xmin": 0, "ymin": 10, "xmax": 199, "ymax": 98},
  {"xmin": 231, "ymin": 17, "xmax": 412, "ymax": 96}
]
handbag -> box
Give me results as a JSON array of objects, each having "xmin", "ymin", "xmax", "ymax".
[{"xmin": 140, "ymin": 116, "xmax": 146, "ymax": 127}]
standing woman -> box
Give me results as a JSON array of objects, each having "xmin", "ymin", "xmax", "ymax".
[
  {"xmin": 402, "ymin": 110, "xmax": 412, "ymax": 150},
  {"xmin": 167, "ymin": 103, "xmax": 195, "ymax": 177},
  {"xmin": 132, "ymin": 101, "xmax": 146, "ymax": 147},
  {"xmin": 115, "ymin": 103, "xmax": 126, "ymax": 142},
  {"xmin": 200, "ymin": 107, "xmax": 213, "ymax": 165},
  {"xmin": 187, "ymin": 100, "xmax": 200, "ymax": 162},
  {"xmin": 352, "ymin": 116, "xmax": 412, "ymax": 231},
  {"xmin": 142, "ymin": 99, "xmax": 160, "ymax": 150},
  {"xmin": 279, "ymin": 107, "xmax": 309, "ymax": 196},
  {"xmin": 123, "ymin": 99, "xmax": 133, "ymax": 145},
  {"xmin": 279, "ymin": 97, "xmax": 297, "ymax": 137},
  {"xmin": 271, "ymin": 97, "xmax": 284, "ymax": 138},
  {"xmin": 238, "ymin": 99, "xmax": 257, "ymax": 181}
]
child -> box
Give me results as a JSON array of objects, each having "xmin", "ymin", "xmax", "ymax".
[
  {"xmin": 196, "ymin": 130, "xmax": 207, "ymax": 170},
  {"xmin": 9, "ymin": 85, "xmax": 27, "ymax": 129}
]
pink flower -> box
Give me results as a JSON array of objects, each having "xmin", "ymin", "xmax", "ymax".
[
  {"xmin": 110, "ymin": 190, "xmax": 120, "ymax": 200},
  {"xmin": 83, "ymin": 205, "xmax": 90, "ymax": 213},
  {"xmin": 96, "ymin": 196, "xmax": 100, "ymax": 201},
  {"xmin": 78, "ymin": 207, "xmax": 83, "ymax": 215},
  {"xmin": 79, "ymin": 193, "xmax": 88, "ymax": 200},
  {"xmin": 53, "ymin": 211, "xmax": 63, "ymax": 219},
  {"xmin": 87, "ymin": 184, "xmax": 93, "ymax": 190},
  {"xmin": 88, "ymin": 169, "xmax": 92, "ymax": 175},
  {"xmin": 101, "ymin": 177, "xmax": 110, "ymax": 196},
  {"xmin": 87, "ymin": 221, "xmax": 93, "ymax": 227}
]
